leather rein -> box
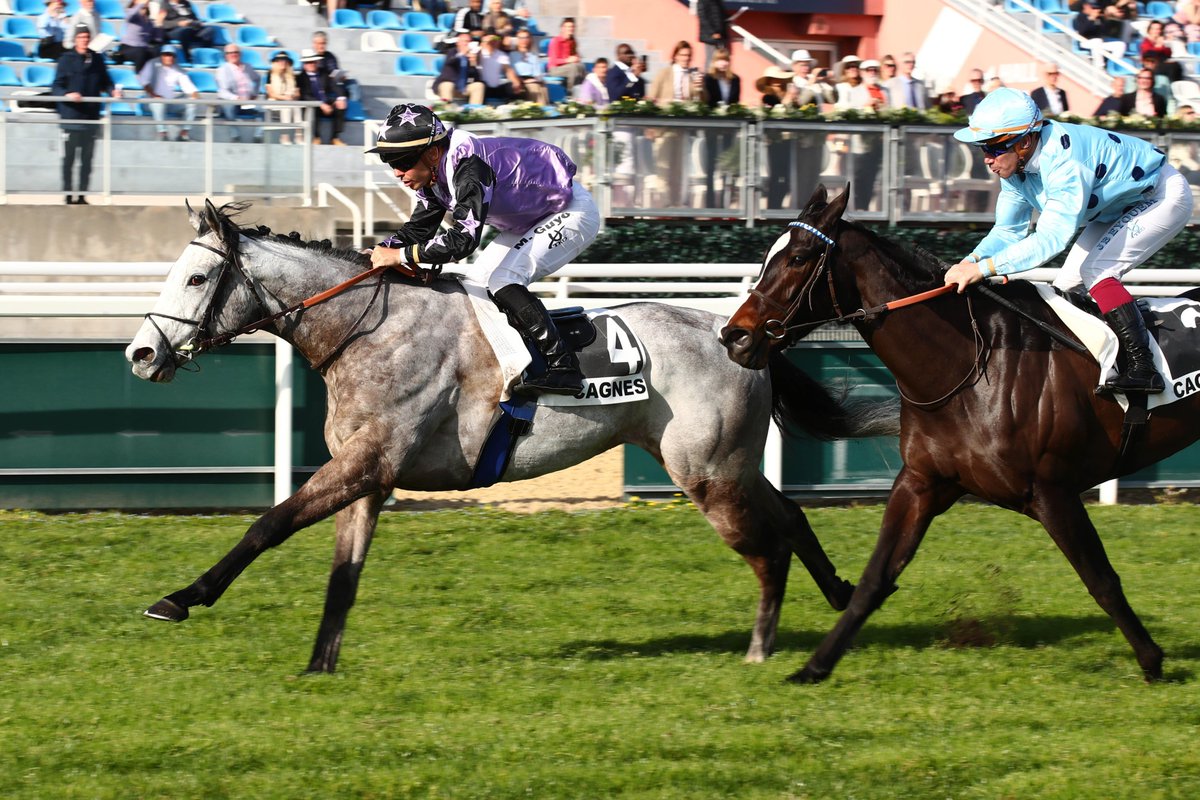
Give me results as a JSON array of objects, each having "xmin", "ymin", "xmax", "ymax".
[{"xmin": 754, "ymin": 220, "xmax": 988, "ymax": 408}]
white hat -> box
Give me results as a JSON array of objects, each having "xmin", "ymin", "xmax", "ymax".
[
  {"xmin": 839, "ymin": 54, "xmax": 861, "ymax": 65},
  {"xmin": 860, "ymin": 59, "xmax": 880, "ymax": 70},
  {"xmin": 790, "ymin": 49, "xmax": 816, "ymax": 64},
  {"xmin": 300, "ymin": 49, "xmax": 323, "ymax": 64}
]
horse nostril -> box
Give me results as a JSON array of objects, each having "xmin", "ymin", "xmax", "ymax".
[
  {"xmin": 720, "ymin": 327, "xmax": 749, "ymax": 349},
  {"xmin": 132, "ymin": 346, "xmax": 156, "ymax": 364}
]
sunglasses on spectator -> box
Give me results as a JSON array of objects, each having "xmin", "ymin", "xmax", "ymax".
[{"xmin": 381, "ymin": 149, "xmax": 427, "ymax": 172}]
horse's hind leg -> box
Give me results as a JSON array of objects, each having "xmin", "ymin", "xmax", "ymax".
[
  {"xmin": 308, "ymin": 491, "xmax": 387, "ymax": 674},
  {"xmin": 770, "ymin": 484, "xmax": 854, "ymax": 611},
  {"xmin": 1031, "ymin": 484, "xmax": 1164, "ymax": 681}
]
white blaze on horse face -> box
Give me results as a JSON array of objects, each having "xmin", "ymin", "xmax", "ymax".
[
  {"xmin": 758, "ymin": 229, "xmax": 792, "ymax": 281},
  {"xmin": 124, "ymin": 236, "xmax": 226, "ymax": 382}
]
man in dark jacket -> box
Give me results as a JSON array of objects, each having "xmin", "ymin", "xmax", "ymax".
[
  {"xmin": 606, "ymin": 43, "xmax": 646, "ymax": 101},
  {"xmin": 297, "ymin": 49, "xmax": 347, "ymax": 145},
  {"xmin": 53, "ymin": 25, "xmax": 120, "ymax": 205},
  {"xmin": 697, "ymin": 0, "xmax": 728, "ymax": 69}
]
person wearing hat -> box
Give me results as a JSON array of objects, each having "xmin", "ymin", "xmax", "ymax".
[
  {"xmin": 138, "ymin": 43, "xmax": 199, "ymax": 141},
  {"xmin": 36, "ymin": 0, "xmax": 70, "ymax": 61},
  {"xmin": 365, "ymin": 103, "xmax": 600, "ymax": 395},
  {"xmin": 52, "ymin": 25, "xmax": 121, "ymax": 204},
  {"xmin": 944, "ymin": 87, "xmax": 1195, "ymax": 393},
  {"xmin": 789, "ymin": 49, "xmax": 833, "ymax": 104},
  {"xmin": 266, "ymin": 50, "xmax": 301, "ymax": 145},
  {"xmin": 835, "ymin": 54, "xmax": 886, "ymax": 212},
  {"xmin": 298, "ymin": 48, "xmax": 347, "ymax": 145}
]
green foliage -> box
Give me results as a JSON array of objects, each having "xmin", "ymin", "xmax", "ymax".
[{"xmin": 3, "ymin": 504, "xmax": 1200, "ymax": 798}]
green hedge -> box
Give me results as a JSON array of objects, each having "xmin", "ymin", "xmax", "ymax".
[{"xmin": 578, "ymin": 220, "xmax": 1196, "ymax": 270}]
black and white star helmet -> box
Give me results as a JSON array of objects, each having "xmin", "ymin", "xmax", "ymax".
[{"xmin": 366, "ymin": 103, "xmax": 449, "ymax": 170}]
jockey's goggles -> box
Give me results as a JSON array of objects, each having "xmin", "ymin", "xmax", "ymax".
[
  {"xmin": 976, "ymin": 136, "xmax": 1022, "ymax": 157},
  {"xmin": 380, "ymin": 148, "xmax": 427, "ymax": 172}
]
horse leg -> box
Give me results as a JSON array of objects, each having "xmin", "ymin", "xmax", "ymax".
[
  {"xmin": 790, "ymin": 467, "xmax": 962, "ymax": 684},
  {"xmin": 1030, "ymin": 485, "xmax": 1164, "ymax": 681},
  {"xmin": 771, "ymin": 485, "xmax": 855, "ymax": 611},
  {"xmin": 144, "ymin": 435, "xmax": 388, "ymax": 623},
  {"xmin": 307, "ymin": 491, "xmax": 387, "ymax": 674}
]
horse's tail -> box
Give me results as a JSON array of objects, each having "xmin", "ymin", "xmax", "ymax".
[{"xmin": 767, "ymin": 350, "xmax": 900, "ymax": 440}]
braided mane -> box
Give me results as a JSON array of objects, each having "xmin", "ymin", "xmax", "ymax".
[{"xmin": 214, "ymin": 200, "xmax": 372, "ymax": 269}]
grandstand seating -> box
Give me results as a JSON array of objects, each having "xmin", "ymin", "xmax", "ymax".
[
  {"xmin": 240, "ymin": 48, "xmax": 268, "ymax": 70},
  {"xmin": 187, "ymin": 70, "xmax": 219, "ymax": 93},
  {"xmin": 20, "ymin": 62, "xmax": 53, "ymax": 86},
  {"xmin": 0, "ymin": 63, "xmax": 20, "ymax": 85},
  {"xmin": 437, "ymin": 13, "xmax": 455, "ymax": 33},
  {"xmin": 395, "ymin": 53, "xmax": 437, "ymax": 76},
  {"xmin": 403, "ymin": 11, "xmax": 439, "ymax": 32},
  {"xmin": 95, "ymin": 0, "xmax": 122, "ymax": 19},
  {"xmin": 331, "ymin": 8, "xmax": 367, "ymax": 29},
  {"xmin": 107, "ymin": 66, "xmax": 141, "ymax": 91},
  {"xmin": 204, "ymin": 3, "xmax": 246, "ymax": 24},
  {"xmin": 362, "ymin": 31, "xmax": 401, "ymax": 53},
  {"xmin": 367, "ymin": 10, "xmax": 404, "ymax": 31},
  {"xmin": 0, "ymin": 39, "xmax": 30, "ymax": 60},
  {"xmin": 11, "ymin": 0, "xmax": 44, "ymax": 15},
  {"xmin": 235, "ymin": 25, "xmax": 274, "ymax": 48},
  {"xmin": 1145, "ymin": 1, "xmax": 1175, "ymax": 18},
  {"xmin": 400, "ymin": 32, "xmax": 437, "ymax": 53},
  {"xmin": 2, "ymin": 17, "xmax": 39, "ymax": 39},
  {"xmin": 190, "ymin": 47, "xmax": 223, "ymax": 68}
]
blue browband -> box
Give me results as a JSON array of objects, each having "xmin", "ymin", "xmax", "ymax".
[{"xmin": 788, "ymin": 221, "xmax": 836, "ymax": 248}]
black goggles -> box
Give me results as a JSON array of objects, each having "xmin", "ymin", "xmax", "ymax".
[
  {"xmin": 380, "ymin": 148, "xmax": 427, "ymax": 171},
  {"xmin": 977, "ymin": 137, "xmax": 1019, "ymax": 158}
]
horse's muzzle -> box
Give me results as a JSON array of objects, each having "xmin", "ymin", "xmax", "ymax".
[
  {"xmin": 126, "ymin": 344, "xmax": 177, "ymax": 383},
  {"xmin": 719, "ymin": 325, "xmax": 769, "ymax": 370}
]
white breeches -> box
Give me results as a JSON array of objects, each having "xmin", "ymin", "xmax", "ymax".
[{"xmin": 1053, "ymin": 163, "xmax": 1194, "ymax": 292}]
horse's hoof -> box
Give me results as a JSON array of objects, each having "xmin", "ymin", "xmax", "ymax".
[
  {"xmin": 786, "ymin": 664, "xmax": 830, "ymax": 685},
  {"xmin": 144, "ymin": 597, "xmax": 189, "ymax": 622},
  {"xmin": 828, "ymin": 578, "xmax": 855, "ymax": 611}
]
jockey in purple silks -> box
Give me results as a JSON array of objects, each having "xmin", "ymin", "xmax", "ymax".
[{"xmin": 366, "ymin": 103, "xmax": 600, "ymax": 395}]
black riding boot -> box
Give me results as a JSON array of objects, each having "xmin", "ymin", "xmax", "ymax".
[
  {"xmin": 1103, "ymin": 301, "xmax": 1164, "ymax": 394},
  {"xmin": 493, "ymin": 284, "xmax": 585, "ymax": 396}
]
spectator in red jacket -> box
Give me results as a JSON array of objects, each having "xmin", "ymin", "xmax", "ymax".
[{"xmin": 547, "ymin": 16, "xmax": 586, "ymax": 91}]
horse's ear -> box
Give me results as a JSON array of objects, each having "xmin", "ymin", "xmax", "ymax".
[
  {"xmin": 797, "ymin": 184, "xmax": 829, "ymax": 219},
  {"xmin": 818, "ymin": 183, "xmax": 851, "ymax": 228},
  {"xmin": 202, "ymin": 199, "xmax": 231, "ymax": 246},
  {"xmin": 187, "ymin": 199, "xmax": 207, "ymax": 235}
]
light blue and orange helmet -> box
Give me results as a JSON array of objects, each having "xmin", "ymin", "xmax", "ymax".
[{"xmin": 953, "ymin": 87, "xmax": 1044, "ymax": 150}]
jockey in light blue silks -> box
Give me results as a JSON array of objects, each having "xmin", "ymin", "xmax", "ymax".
[
  {"xmin": 366, "ymin": 103, "xmax": 601, "ymax": 395},
  {"xmin": 943, "ymin": 87, "xmax": 1194, "ymax": 394}
]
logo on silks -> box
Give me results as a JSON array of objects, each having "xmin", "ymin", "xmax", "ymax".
[
  {"xmin": 539, "ymin": 311, "xmax": 649, "ymax": 407},
  {"xmin": 1138, "ymin": 298, "xmax": 1200, "ymax": 408}
]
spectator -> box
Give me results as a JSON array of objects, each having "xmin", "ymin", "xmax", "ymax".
[
  {"xmin": 696, "ymin": 0, "xmax": 729, "ymax": 69},
  {"xmin": 985, "ymin": 74, "xmax": 1005, "ymax": 93},
  {"xmin": 453, "ymin": 0, "xmax": 486, "ymax": 39},
  {"xmin": 116, "ymin": 0, "xmax": 161, "ymax": 72},
  {"xmin": 1163, "ymin": 20, "xmax": 1189, "ymax": 54},
  {"xmin": 576, "ymin": 58, "xmax": 611, "ymax": 107},
  {"xmin": 648, "ymin": 40, "xmax": 704, "ymax": 104},
  {"xmin": 809, "ymin": 67, "xmax": 837, "ymax": 106},
  {"xmin": 216, "ymin": 44, "xmax": 262, "ymax": 142},
  {"xmin": 310, "ymin": 31, "xmax": 341, "ymax": 78},
  {"xmin": 1141, "ymin": 19, "xmax": 1172, "ymax": 60},
  {"xmin": 509, "ymin": 29, "xmax": 548, "ymax": 103},
  {"xmin": 1074, "ymin": 1, "xmax": 1122, "ymax": 40},
  {"xmin": 139, "ymin": 44, "xmax": 198, "ymax": 141},
  {"xmin": 37, "ymin": 0, "xmax": 71, "ymax": 61},
  {"xmin": 861, "ymin": 60, "xmax": 890, "ymax": 107},
  {"xmin": 1120, "ymin": 69, "xmax": 1168, "ymax": 117},
  {"xmin": 834, "ymin": 55, "xmax": 877, "ymax": 111},
  {"xmin": 266, "ymin": 51, "xmax": 301, "ymax": 145},
  {"xmin": 789, "ymin": 49, "xmax": 815, "ymax": 92},
  {"xmin": 53, "ymin": 26, "xmax": 121, "ymax": 205},
  {"xmin": 1094, "ymin": 75, "xmax": 1128, "ymax": 116},
  {"xmin": 960, "ymin": 68, "xmax": 987, "ymax": 113},
  {"xmin": 1144, "ymin": 48, "xmax": 1183, "ymax": 84},
  {"xmin": 158, "ymin": 0, "xmax": 214, "ymax": 60},
  {"xmin": 835, "ymin": 55, "xmax": 885, "ymax": 212},
  {"xmin": 886, "ymin": 52, "xmax": 926, "ymax": 110},
  {"xmin": 483, "ymin": 0, "xmax": 516, "ymax": 49},
  {"xmin": 415, "ymin": 0, "xmax": 448, "ymax": 15},
  {"xmin": 69, "ymin": 0, "xmax": 100, "ymax": 39},
  {"xmin": 935, "ymin": 81, "xmax": 963, "ymax": 114},
  {"xmin": 701, "ymin": 47, "xmax": 739, "ymax": 208},
  {"xmin": 757, "ymin": 65, "xmax": 796, "ymax": 209},
  {"xmin": 435, "ymin": 32, "xmax": 485, "ymax": 104},
  {"xmin": 476, "ymin": 34, "xmax": 522, "ymax": 101},
  {"xmin": 1030, "ymin": 63, "xmax": 1069, "ymax": 115},
  {"xmin": 880, "ymin": 54, "xmax": 897, "ymax": 84},
  {"xmin": 756, "ymin": 65, "xmax": 793, "ymax": 107},
  {"xmin": 607, "ymin": 43, "xmax": 647, "ymax": 101},
  {"xmin": 298, "ymin": 49, "xmax": 347, "ymax": 144},
  {"xmin": 648, "ymin": 40, "xmax": 704, "ymax": 206},
  {"xmin": 547, "ymin": 17, "xmax": 586, "ymax": 92}
]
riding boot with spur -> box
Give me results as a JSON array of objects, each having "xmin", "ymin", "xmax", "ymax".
[
  {"xmin": 1103, "ymin": 301, "xmax": 1164, "ymax": 394},
  {"xmin": 493, "ymin": 284, "xmax": 585, "ymax": 396}
]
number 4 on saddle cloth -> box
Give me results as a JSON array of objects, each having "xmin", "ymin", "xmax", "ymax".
[{"xmin": 462, "ymin": 281, "xmax": 651, "ymax": 488}]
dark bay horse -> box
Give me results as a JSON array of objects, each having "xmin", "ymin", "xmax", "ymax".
[
  {"xmin": 719, "ymin": 185, "xmax": 1200, "ymax": 683},
  {"xmin": 125, "ymin": 200, "xmax": 897, "ymax": 673}
]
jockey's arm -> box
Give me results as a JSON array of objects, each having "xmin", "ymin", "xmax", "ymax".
[{"xmin": 387, "ymin": 156, "xmax": 498, "ymax": 268}]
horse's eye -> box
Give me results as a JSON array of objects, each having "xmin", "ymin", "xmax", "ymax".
[{"xmin": 187, "ymin": 274, "xmax": 206, "ymax": 287}]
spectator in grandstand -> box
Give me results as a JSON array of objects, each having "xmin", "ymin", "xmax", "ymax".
[
  {"xmin": 1141, "ymin": 19, "xmax": 1172, "ymax": 60},
  {"xmin": 789, "ymin": 50, "xmax": 817, "ymax": 94},
  {"xmin": 835, "ymin": 55, "xmax": 885, "ymax": 212},
  {"xmin": 861, "ymin": 60, "xmax": 890, "ymax": 107},
  {"xmin": 1074, "ymin": 1, "xmax": 1122, "ymax": 40},
  {"xmin": 985, "ymin": 74, "xmax": 1006, "ymax": 93},
  {"xmin": 1093, "ymin": 74, "xmax": 1129, "ymax": 115},
  {"xmin": 266, "ymin": 51, "xmax": 301, "ymax": 145},
  {"xmin": 1120, "ymin": 68, "xmax": 1168, "ymax": 116},
  {"xmin": 880, "ymin": 55, "xmax": 897, "ymax": 84},
  {"xmin": 483, "ymin": 0, "xmax": 517, "ymax": 50},
  {"xmin": 140, "ymin": 44, "xmax": 198, "ymax": 141},
  {"xmin": 935, "ymin": 81, "xmax": 963, "ymax": 114},
  {"xmin": 757, "ymin": 65, "xmax": 798, "ymax": 209},
  {"xmin": 1030, "ymin": 63, "xmax": 1069, "ymax": 115},
  {"xmin": 415, "ymin": 0, "xmax": 448, "ymax": 16},
  {"xmin": 453, "ymin": 0, "xmax": 487, "ymax": 39},
  {"xmin": 1144, "ymin": 48, "xmax": 1184, "ymax": 85},
  {"xmin": 115, "ymin": 0, "xmax": 161, "ymax": 73},
  {"xmin": 607, "ymin": 44, "xmax": 647, "ymax": 101},
  {"xmin": 701, "ymin": 47, "xmax": 739, "ymax": 207},
  {"xmin": 509, "ymin": 30, "xmax": 548, "ymax": 104},
  {"xmin": 756, "ymin": 65, "xmax": 794, "ymax": 108},
  {"xmin": 476, "ymin": 34, "xmax": 522, "ymax": 102},
  {"xmin": 53, "ymin": 26, "xmax": 121, "ymax": 205},
  {"xmin": 1163, "ymin": 19, "xmax": 1190, "ymax": 52},
  {"xmin": 696, "ymin": 0, "xmax": 729, "ymax": 69},
  {"xmin": 37, "ymin": 0, "xmax": 71, "ymax": 61},
  {"xmin": 1107, "ymin": 0, "xmax": 1138, "ymax": 19},
  {"xmin": 547, "ymin": 17, "xmax": 587, "ymax": 92},
  {"xmin": 834, "ymin": 55, "xmax": 880, "ymax": 111},
  {"xmin": 310, "ymin": 31, "xmax": 342, "ymax": 78},
  {"xmin": 648, "ymin": 41, "xmax": 704, "ymax": 206},
  {"xmin": 886, "ymin": 52, "xmax": 926, "ymax": 110},
  {"xmin": 436, "ymin": 32, "xmax": 485, "ymax": 104},
  {"xmin": 810, "ymin": 67, "xmax": 837, "ymax": 105},
  {"xmin": 69, "ymin": 0, "xmax": 101, "ymax": 40},
  {"xmin": 960, "ymin": 68, "xmax": 987, "ymax": 113},
  {"xmin": 576, "ymin": 58, "xmax": 610, "ymax": 106},
  {"xmin": 216, "ymin": 44, "xmax": 262, "ymax": 142},
  {"xmin": 298, "ymin": 49, "xmax": 347, "ymax": 144},
  {"xmin": 366, "ymin": 103, "xmax": 597, "ymax": 394},
  {"xmin": 158, "ymin": 0, "xmax": 214, "ymax": 60}
]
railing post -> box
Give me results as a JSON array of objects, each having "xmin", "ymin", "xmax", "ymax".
[
  {"xmin": 274, "ymin": 338, "xmax": 294, "ymax": 506},
  {"xmin": 764, "ymin": 420, "xmax": 783, "ymax": 490},
  {"xmin": 1098, "ymin": 478, "xmax": 1118, "ymax": 505},
  {"xmin": 744, "ymin": 119, "xmax": 757, "ymax": 229}
]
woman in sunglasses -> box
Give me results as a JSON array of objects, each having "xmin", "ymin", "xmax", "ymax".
[
  {"xmin": 943, "ymin": 87, "xmax": 1194, "ymax": 394},
  {"xmin": 365, "ymin": 103, "xmax": 600, "ymax": 395}
]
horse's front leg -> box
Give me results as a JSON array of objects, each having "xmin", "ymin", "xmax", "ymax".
[
  {"xmin": 144, "ymin": 434, "xmax": 391, "ymax": 623},
  {"xmin": 1030, "ymin": 483, "xmax": 1164, "ymax": 681},
  {"xmin": 307, "ymin": 491, "xmax": 387, "ymax": 674},
  {"xmin": 790, "ymin": 467, "xmax": 962, "ymax": 684}
]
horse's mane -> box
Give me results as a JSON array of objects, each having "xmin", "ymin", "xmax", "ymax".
[
  {"xmin": 215, "ymin": 201, "xmax": 372, "ymax": 269},
  {"xmin": 845, "ymin": 219, "xmax": 949, "ymax": 293}
]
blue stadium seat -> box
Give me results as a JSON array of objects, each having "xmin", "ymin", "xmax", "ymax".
[
  {"xmin": 187, "ymin": 70, "xmax": 219, "ymax": 93},
  {"xmin": 209, "ymin": 27, "xmax": 233, "ymax": 47},
  {"xmin": 1041, "ymin": 13, "xmax": 1071, "ymax": 33},
  {"xmin": 1036, "ymin": 0, "xmax": 1067, "ymax": 11},
  {"xmin": 240, "ymin": 48, "xmax": 268, "ymax": 70},
  {"xmin": 368, "ymin": 10, "xmax": 405, "ymax": 30},
  {"xmin": 345, "ymin": 98, "xmax": 366, "ymax": 121},
  {"xmin": 437, "ymin": 12, "xmax": 455, "ymax": 32},
  {"xmin": 235, "ymin": 26, "xmax": 275, "ymax": 48},
  {"xmin": 1146, "ymin": 1, "xmax": 1174, "ymax": 17},
  {"xmin": 538, "ymin": 38, "xmax": 549, "ymax": 56},
  {"xmin": 205, "ymin": 3, "xmax": 246, "ymax": 23},
  {"xmin": 395, "ymin": 54, "xmax": 437, "ymax": 76},
  {"xmin": 432, "ymin": 55, "xmax": 444, "ymax": 73},
  {"xmin": 0, "ymin": 39, "xmax": 32, "ymax": 60},
  {"xmin": 332, "ymin": 9, "xmax": 368, "ymax": 29},
  {"xmin": 3, "ymin": 18, "xmax": 40, "ymax": 39},
  {"xmin": 0, "ymin": 64, "xmax": 22, "ymax": 86},
  {"xmin": 106, "ymin": 100, "xmax": 143, "ymax": 116},
  {"xmin": 1188, "ymin": 41, "xmax": 1200, "ymax": 57},
  {"xmin": 107, "ymin": 66, "xmax": 141, "ymax": 90},
  {"xmin": 403, "ymin": 11, "xmax": 440, "ymax": 32},
  {"xmin": 12, "ymin": 0, "xmax": 46, "ymax": 14},
  {"xmin": 399, "ymin": 32, "xmax": 437, "ymax": 53},
  {"xmin": 544, "ymin": 75, "xmax": 566, "ymax": 103},
  {"xmin": 21, "ymin": 63, "xmax": 55, "ymax": 86},
  {"xmin": 1107, "ymin": 59, "xmax": 1136, "ymax": 76},
  {"xmin": 189, "ymin": 47, "xmax": 222, "ymax": 68},
  {"xmin": 95, "ymin": 0, "xmax": 123, "ymax": 19}
]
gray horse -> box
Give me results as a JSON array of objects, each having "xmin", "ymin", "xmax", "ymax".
[{"xmin": 125, "ymin": 200, "xmax": 896, "ymax": 673}]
